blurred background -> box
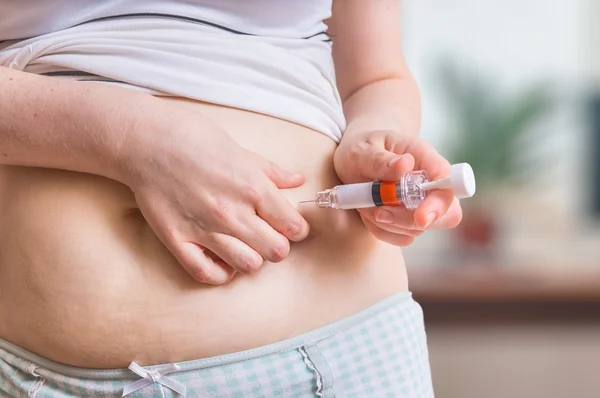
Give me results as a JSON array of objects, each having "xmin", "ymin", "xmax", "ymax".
[{"xmin": 399, "ymin": 1, "xmax": 600, "ymax": 397}]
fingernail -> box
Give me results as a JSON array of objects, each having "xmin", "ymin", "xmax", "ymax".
[
  {"xmin": 388, "ymin": 156, "xmax": 403, "ymax": 167},
  {"xmin": 290, "ymin": 220, "xmax": 310, "ymax": 242},
  {"xmin": 425, "ymin": 212, "xmax": 437, "ymax": 228},
  {"xmin": 375, "ymin": 209, "xmax": 395, "ymax": 224},
  {"xmin": 293, "ymin": 173, "xmax": 304, "ymax": 179}
]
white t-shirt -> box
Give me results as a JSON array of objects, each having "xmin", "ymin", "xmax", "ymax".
[{"xmin": 0, "ymin": 0, "xmax": 346, "ymax": 141}]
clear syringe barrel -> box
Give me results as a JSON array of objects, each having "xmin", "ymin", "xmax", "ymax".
[{"xmin": 314, "ymin": 171, "xmax": 430, "ymax": 210}]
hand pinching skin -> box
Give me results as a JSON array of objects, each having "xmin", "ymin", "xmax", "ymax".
[{"xmin": 334, "ymin": 130, "xmax": 465, "ymax": 247}]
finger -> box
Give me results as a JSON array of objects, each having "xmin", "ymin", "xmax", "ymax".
[
  {"xmin": 261, "ymin": 158, "xmax": 305, "ymax": 189},
  {"xmin": 388, "ymin": 139, "xmax": 455, "ymax": 228},
  {"xmin": 401, "ymin": 139, "xmax": 451, "ymax": 180},
  {"xmin": 255, "ymin": 187, "xmax": 310, "ymax": 242},
  {"xmin": 428, "ymin": 197, "xmax": 463, "ymax": 230},
  {"xmin": 206, "ymin": 233, "xmax": 265, "ymax": 275},
  {"xmin": 360, "ymin": 206, "xmax": 420, "ymax": 230},
  {"xmin": 414, "ymin": 189, "xmax": 455, "ymax": 229},
  {"xmin": 173, "ymin": 241, "xmax": 237, "ymax": 285},
  {"xmin": 360, "ymin": 211, "xmax": 424, "ymax": 236},
  {"xmin": 362, "ymin": 150, "xmax": 416, "ymax": 182},
  {"xmin": 233, "ymin": 215, "xmax": 291, "ymax": 263},
  {"xmin": 360, "ymin": 214, "xmax": 416, "ymax": 247},
  {"xmin": 369, "ymin": 221, "xmax": 424, "ymax": 237}
]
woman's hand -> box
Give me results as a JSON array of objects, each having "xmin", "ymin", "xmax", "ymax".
[
  {"xmin": 121, "ymin": 102, "xmax": 310, "ymax": 285},
  {"xmin": 0, "ymin": 69, "xmax": 308, "ymax": 284},
  {"xmin": 333, "ymin": 130, "xmax": 463, "ymax": 246}
]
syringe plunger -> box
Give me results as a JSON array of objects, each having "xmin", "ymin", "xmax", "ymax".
[{"xmin": 419, "ymin": 163, "xmax": 476, "ymax": 199}]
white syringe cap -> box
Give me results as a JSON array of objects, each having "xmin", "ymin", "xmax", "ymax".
[{"xmin": 450, "ymin": 163, "xmax": 476, "ymax": 199}]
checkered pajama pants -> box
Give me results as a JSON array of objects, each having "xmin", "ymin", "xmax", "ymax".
[{"xmin": 0, "ymin": 292, "xmax": 434, "ymax": 397}]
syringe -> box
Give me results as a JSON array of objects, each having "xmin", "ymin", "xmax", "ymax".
[{"xmin": 300, "ymin": 163, "xmax": 476, "ymax": 210}]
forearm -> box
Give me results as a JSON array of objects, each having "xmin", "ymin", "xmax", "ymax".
[
  {"xmin": 341, "ymin": 76, "xmax": 421, "ymax": 140},
  {"xmin": 0, "ymin": 67, "xmax": 160, "ymax": 182}
]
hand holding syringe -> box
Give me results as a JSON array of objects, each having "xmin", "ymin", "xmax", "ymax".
[{"xmin": 300, "ymin": 163, "xmax": 476, "ymax": 210}]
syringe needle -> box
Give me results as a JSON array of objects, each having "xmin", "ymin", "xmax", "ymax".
[{"xmin": 299, "ymin": 200, "xmax": 316, "ymax": 204}]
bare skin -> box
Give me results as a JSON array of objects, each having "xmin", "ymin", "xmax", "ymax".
[
  {"xmin": 0, "ymin": 97, "xmax": 408, "ymax": 368},
  {"xmin": 0, "ymin": 1, "xmax": 461, "ymax": 369}
]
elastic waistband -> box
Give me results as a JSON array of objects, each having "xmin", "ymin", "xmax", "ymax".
[{"xmin": 0, "ymin": 291, "xmax": 414, "ymax": 379}]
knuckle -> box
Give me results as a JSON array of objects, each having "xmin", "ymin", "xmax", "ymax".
[
  {"xmin": 347, "ymin": 143, "xmax": 361, "ymax": 161},
  {"xmin": 190, "ymin": 266, "xmax": 219, "ymax": 284},
  {"xmin": 268, "ymin": 240, "xmax": 290, "ymax": 263},
  {"xmin": 348, "ymin": 141, "xmax": 370, "ymax": 162},
  {"xmin": 238, "ymin": 255, "xmax": 263, "ymax": 274},
  {"xmin": 370, "ymin": 151, "xmax": 389, "ymax": 170},
  {"xmin": 211, "ymin": 202, "xmax": 236, "ymax": 224},
  {"xmin": 243, "ymin": 184, "xmax": 264, "ymax": 203},
  {"xmin": 163, "ymin": 225, "xmax": 181, "ymax": 243},
  {"xmin": 282, "ymin": 218, "xmax": 303, "ymax": 238}
]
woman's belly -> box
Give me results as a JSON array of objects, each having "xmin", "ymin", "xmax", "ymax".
[{"xmin": 0, "ymin": 97, "xmax": 408, "ymax": 369}]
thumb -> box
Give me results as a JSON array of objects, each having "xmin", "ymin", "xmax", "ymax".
[
  {"xmin": 261, "ymin": 159, "xmax": 305, "ymax": 189},
  {"xmin": 361, "ymin": 150, "xmax": 415, "ymax": 181}
]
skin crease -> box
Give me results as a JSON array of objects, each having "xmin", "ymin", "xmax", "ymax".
[{"xmin": 0, "ymin": 0, "xmax": 461, "ymax": 368}]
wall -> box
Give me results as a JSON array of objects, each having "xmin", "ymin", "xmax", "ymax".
[
  {"xmin": 399, "ymin": 3, "xmax": 600, "ymax": 397},
  {"xmin": 427, "ymin": 325, "xmax": 600, "ymax": 398},
  {"xmin": 400, "ymin": 0, "xmax": 600, "ymax": 266}
]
